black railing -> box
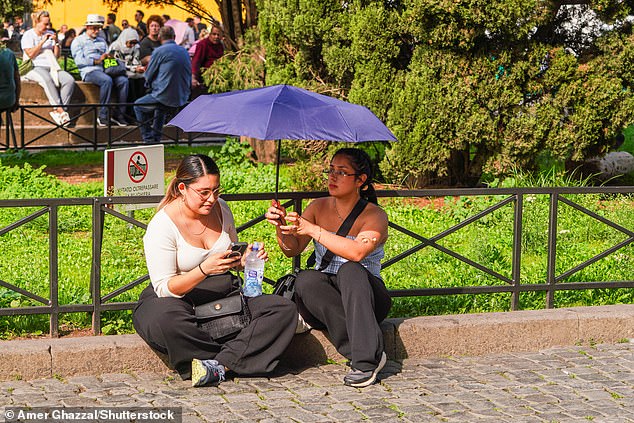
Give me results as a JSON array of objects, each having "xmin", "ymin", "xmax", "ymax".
[
  {"xmin": 2, "ymin": 103, "xmax": 224, "ymax": 150},
  {"xmin": 0, "ymin": 188, "xmax": 633, "ymax": 336}
]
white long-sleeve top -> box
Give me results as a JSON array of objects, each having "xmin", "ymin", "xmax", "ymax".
[{"xmin": 143, "ymin": 199, "xmax": 236, "ymax": 298}]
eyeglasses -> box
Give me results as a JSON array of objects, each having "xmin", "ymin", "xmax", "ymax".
[
  {"xmin": 322, "ymin": 169, "xmax": 361, "ymax": 179},
  {"xmin": 187, "ymin": 185, "xmax": 222, "ymax": 200},
  {"xmin": 126, "ymin": 40, "xmax": 138, "ymax": 46}
]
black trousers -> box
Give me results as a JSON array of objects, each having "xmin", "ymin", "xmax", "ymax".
[
  {"xmin": 294, "ymin": 261, "xmax": 392, "ymax": 372},
  {"xmin": 132, "ymin": 274, "xmax": 298, "ymax": 379}
]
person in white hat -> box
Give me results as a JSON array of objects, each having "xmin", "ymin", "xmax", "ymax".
[{"xmin": 70, "ymin": 14, "xmax": 129, "ymax": 126}]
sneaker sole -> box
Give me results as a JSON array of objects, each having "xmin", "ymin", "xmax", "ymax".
[
  {"xmin": 191, "ymin": 358, "xmax": 207, "ymax": 387},
  {"xmin": 345, "ymin": 351, "xmax": 387, "ymax": 388}
]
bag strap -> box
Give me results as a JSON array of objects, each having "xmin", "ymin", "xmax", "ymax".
[{"xmin": 316, "ymin": 198, "xmax": 369, "ymax": 271}]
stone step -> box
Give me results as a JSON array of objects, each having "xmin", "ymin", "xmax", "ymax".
[
  {"xmin": 1, "ymin": 304, "xmax": 633, "ymax": 381},
  {"xmin": 6, "ymin": 81, "xmax": 223, "ymax": 148},
  {"xmin": 3, "ymin": 125, "xmax": 188, "ymax": 147}
]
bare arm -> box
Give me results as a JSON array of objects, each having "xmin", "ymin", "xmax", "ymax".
[
  {"xmin": 285, "ymin": 203, "xmax": 388, "ymax": 262},
  {"xmin": 265, "ymin": 199, "xmax": 313, "ymax": 257}
]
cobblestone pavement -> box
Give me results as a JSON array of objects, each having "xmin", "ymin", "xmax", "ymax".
[{"xmin": 1, "ymin": 342, "xmax": 633, "ymax": 422}]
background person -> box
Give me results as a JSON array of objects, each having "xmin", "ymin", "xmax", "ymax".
[
  {"xmin": 134, "ymin": 10, "xmax": 147, "ymax": 38},
  {"xmin": 133, "ymin": 154, "xmax": 297, "ymax": 386},
  {"xmin": 134, "ymin": 25, "xmax": 189, "ymax": 143},
  {"xmin": 21, "ymin": 10, "xmax": 75, "ymax": 126},
  {"xmin": 180, "ymin": 18, "xmax": 196, "ymax": 50},
  {"xmin": 188, "ymin": 28, "xmax": 208, "ymax": 57},
  {"xmin": 139, "ymin": 15, "xmax": 163, "ymax": 66},
  {"xmin": 190, "ymin": 23, "xmax": 224, "ymax": 96},
  {"xmin": 0, "ymin": 42, "xmax": 21, "ymax": 127},
  {"xmin": 104, "ymin": 13, "xmax": 121, "ymax": 44},
  {"xmin": 265, "ymin": 147, "xmax": 392, "ymax": 388},
  {"xmin": 71, "ymin": 14, "xmax": 129, "ymax": 127},
  {"xmin": 60, "ymin": 28, "xmax": 75, "ymax": 50},
  {"xmin": 108, "ymin": 27, "xmax": 145, "ymax": 103}
]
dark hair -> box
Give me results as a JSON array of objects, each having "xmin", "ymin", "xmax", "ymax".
[
  {"xmin": 332, "ymin": 148, "xmax": 377, "ymax": 204},
  {"xmin": 136, "ymin": 10, "xmax": 144, "ymax": 18},
  {"xmin": 160, "ymin": 155, "xmax": 220, "ymax": 209},
  {"xmin": 107, "ymin": 13, "xmax": 116, "ymax": 22}
]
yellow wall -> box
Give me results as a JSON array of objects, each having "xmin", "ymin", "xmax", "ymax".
[{"xmin": 34, "ymin": 0, "xmax": 221, "ymax": 32}]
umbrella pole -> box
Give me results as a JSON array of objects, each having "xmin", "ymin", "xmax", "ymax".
[{"xmin": 274, "ymin": 139, "xmax": 281, "ymax": 203}]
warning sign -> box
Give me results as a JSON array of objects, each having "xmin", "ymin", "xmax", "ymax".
[
  {"xmin": 104, "ymin": 145, "xmax": 165, "ymax": 211},
  {"xmin": 128, "ymin": 151, "xmax": 148, "ymax": 183}
]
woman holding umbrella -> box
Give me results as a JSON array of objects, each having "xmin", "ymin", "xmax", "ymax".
[
  {"xmin": 134, "ymin": 154, "xmax": 297, "ymax": 387},
  {"xmin": 265, "ymin": 148, "xmax": 392, "ymax": 388}
]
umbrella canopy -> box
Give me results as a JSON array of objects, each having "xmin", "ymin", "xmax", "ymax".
[
  {"xmin": 168, "ymin": 85, "xmax": 396, "ymax": 142},
  {"xmin": 167, "ymin": 85, "xmax": 396, "ymax": 197}
]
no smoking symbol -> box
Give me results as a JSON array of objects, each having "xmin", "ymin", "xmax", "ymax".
[{"xmin": 128, "ymin": 151, "xmax": 148, "ymax": 183}]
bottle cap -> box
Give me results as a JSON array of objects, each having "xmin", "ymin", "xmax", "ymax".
[{"xmin": 252, "ymin": 241, "xmax": 260, "ymax": 251}]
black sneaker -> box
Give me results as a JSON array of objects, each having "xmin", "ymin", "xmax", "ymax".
[
  {"xmin": 343, "ymin": 352, "xmax": 386, "ymax": 388},
  {"xmin": 111, "ymin": 116, "xmax": 128, "ymax": 127},
  {"xmin": 97, "ymin": 117, "xmax": 109, "ymax": 127},
  {"xmin": 191, "ymin": 358, "xmax": 225, "ymax": 387}
]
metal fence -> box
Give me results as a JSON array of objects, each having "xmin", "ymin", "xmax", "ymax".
[
  {"xmin": 0, "ymin": 187, "xmax": 633, "ymax": 336},
  {"xmin": 2, "ymin": 103, "xmax": 223, "ymax": 150}
]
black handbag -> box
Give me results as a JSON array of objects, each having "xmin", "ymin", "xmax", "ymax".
[
  {"xmin": 273, "ymin": 268, "xmax": 299, "ymax": 300},
  {"xmin": 272, "ymin": 198, "xmax": 369, "ymax": 300},
  {"xmin": 195, "ymin": 290, "xmax": 251, "ymax": 342}
]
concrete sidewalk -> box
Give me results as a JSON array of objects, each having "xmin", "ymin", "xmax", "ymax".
[{"xmin": 1, "ymin": 304, "xmax": 633, "ymax": 381}]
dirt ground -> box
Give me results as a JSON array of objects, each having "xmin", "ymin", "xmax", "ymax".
[
  {"xmin": 44, "ymin": 159, "xmax": 183, "ymax": 185},
  {"xmin": 43, "ymin": 162, "xmax": 446, "ymax": 209}
]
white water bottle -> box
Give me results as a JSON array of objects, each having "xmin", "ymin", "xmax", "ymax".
[{"xmin": 243, "ymin": 242, "xmax": 264, "ymax": 297}]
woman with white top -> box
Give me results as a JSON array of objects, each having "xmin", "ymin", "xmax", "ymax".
[
  {"xmin": 133, "ymin": 154, "xmax": 297, "ymax": 387},
  {"xmin": 21, "ymin": 10, "xmax": 75, "ymax": 126}
]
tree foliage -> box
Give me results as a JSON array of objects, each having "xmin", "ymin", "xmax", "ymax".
[
  {"xmin": 0, "ymin": 0, "xmax": 31, "ymax": 24},
  {"xmin": 99, "ymin": 0, "xmax": 257, "ymax": 50},
  {"xmin": 256, "ymin": 0, "xmax": 634, "ymax": 186}
]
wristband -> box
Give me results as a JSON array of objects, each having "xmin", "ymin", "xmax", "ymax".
[{"xmin": 198, "ymin": 263, "xmax": 209, "ymax": 277}]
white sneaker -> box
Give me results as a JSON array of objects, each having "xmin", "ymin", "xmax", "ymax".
[
  {"xmin": 49, "ymin": 111, "xmax": 64, "ymax": 126},
  {"xmin": 60, "ymin": 111, "xmax": 70, "ymax": 124},
  {"xmin": 295, "ymin": 313, "xmax": 312, "ymax": 334}
]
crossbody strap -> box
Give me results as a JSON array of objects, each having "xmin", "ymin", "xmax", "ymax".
[{"xmin": 315, "ymin": 198, "xmax": 369, "ymax": 271}]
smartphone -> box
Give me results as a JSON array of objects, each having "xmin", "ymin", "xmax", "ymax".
[{"xmin": 227, "ymin": 242, "xmax": 248, "ymax": 258}]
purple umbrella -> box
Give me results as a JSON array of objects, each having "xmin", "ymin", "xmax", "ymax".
[{"xmin": 167, "ymin": 84, "xmax": 396, "ymax": 197}]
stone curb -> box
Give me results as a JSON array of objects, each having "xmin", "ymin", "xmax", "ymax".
[{"xmin": 1, "ymin": 304, "xmax": 633, "ymax": 381}]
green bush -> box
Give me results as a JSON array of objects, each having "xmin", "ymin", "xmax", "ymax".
[{"xmin": 255, "ymin": 0, "xmax": 634, "ymax": 186}]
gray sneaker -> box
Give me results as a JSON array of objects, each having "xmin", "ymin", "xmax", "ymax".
[
  {"xmin": 191, "ymin": 358, "xmax": 225, "ymax": 387},
  {"xmin": 343, "ymin": 351, "xmax": 387, "ymax": 388}
]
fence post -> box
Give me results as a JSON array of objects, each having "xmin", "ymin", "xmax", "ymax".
[
  {"xmin": 20, "ymin": 105, "xmax": 25, "ymax": 148},
  {"xmin": 49, "ymin": 205, "xmax": 59, "ymax": 338},
  {"xmin": 511, "ymin": 193, "xmax": 523, "ymax": 310},
  {"xmin": 546, "ymin": 192, "xmax": 559, "ymax": 308},
  {"xmin": 91, "ymin": 198, "xmax": 105, "ymax": 334}
]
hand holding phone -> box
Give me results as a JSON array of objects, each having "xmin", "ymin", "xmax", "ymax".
[{"xmin": 227, "ymin": 242, "xmax": 248, "ymax": 258}]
